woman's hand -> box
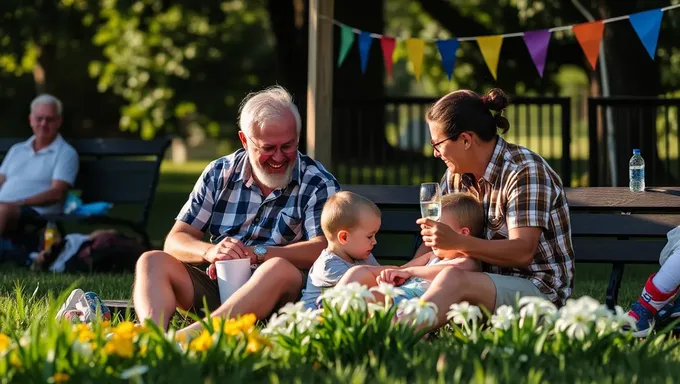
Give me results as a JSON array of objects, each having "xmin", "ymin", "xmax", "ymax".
[
  {"xmin": 416, "ymin": 218, "xmax": 461, "ymax": 250},
  {"xmin": 377, "ymin": 268, "xmax": 411, "ymax": 286}
]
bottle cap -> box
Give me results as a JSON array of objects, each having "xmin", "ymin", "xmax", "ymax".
[{"xmin": 633, "ymin": 148, "xmax": 640, "ymax": 155}]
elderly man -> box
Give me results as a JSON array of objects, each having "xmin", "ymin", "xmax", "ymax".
[
  {"xmin": 132, "ymin": 85, "xmax": 340, "ymax": 333},
  {"xmin": 0, "ymin": 94, "xmax": 79, "ymax": 237}
]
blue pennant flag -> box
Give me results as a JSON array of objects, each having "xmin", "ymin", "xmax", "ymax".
[
  {"xmin": 358, "ymin": 31, "xmax": 373, "ymax": 74},
  {"xmin": 629, "ymin": 8, "xmax": 663, "ymax": 60},
  {"xmin": 436, "ymin": 39, "xmax": 460, "ymax": 80}
]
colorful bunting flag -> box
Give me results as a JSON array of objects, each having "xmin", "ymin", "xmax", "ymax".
[
  {"xmin": 476, "ymin": 35, "xmax": 504, "ymax": 80},
  {"xmin": 331, "ymin": 4, "xmax": 680, "ymax": 81},
  {"xmin": 629, "ymin": 9, "xmax": 663, "ymax": 60},
  {"xmin": 572, "ymin": 21, "xmax": 605, "ymax": 70},
  {"xmin": 337, "ymin": 25, "xmax": 355, "ymax": 68},
  {"xmin": 522, "ymin": 30, "xmax": 551, "ymax": 78},
  {"xmin": 406, "ymin": 38, "xmax": 425, "ymax": 81},
  {"xmin": 379, "ymin": 37, "xmax": 396, "ymax": 80},
  {"xmin": 358, "ymin": 31, "xmax": 373, "ymax": 74},
  {"xmin": 436, "ymin": 39, "xmax": 459, "ymax": 80}
]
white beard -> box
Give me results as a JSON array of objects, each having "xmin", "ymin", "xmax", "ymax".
[{"xmin": 250, "ymin": 158, "xmax": 294, "ymax": 190}]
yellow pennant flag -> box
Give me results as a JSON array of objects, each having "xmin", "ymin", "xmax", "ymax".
[
  {"xmin": 406, "ymin": 38, "xmax": 425, "ymax": 81},
  {"xmin": 476, "ymin": 35, "xmax": 504, "ymax": 80}
]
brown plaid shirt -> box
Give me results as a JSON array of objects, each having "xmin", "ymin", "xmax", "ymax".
[{"xmin": 441, "ymin": 136, "xmax": 575, "ymax": 306}]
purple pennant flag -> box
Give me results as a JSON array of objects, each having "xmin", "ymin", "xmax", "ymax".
[
  {"xmin": 358, "ymin": 31, "xmax": 373, "ymax": 74},
  {"xmin": 523, "ymin": 29, "xmax": 551, "ymax": 78}
]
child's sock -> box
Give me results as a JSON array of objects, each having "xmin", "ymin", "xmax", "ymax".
[
  {"xmin": 652, "ymin": 249, "xmax": 680, "ymax": 293},
  {"xmin": 636, "ymin": 274, "xmax": 679, "ymax": 315}
]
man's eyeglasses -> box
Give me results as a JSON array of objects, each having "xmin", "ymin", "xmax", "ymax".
[
  {"xmin": 430, "ymin": 137, "xmax": 452, "ymax": 153},
  {"xmin": 244, "ymin": 133, "xmax": 298, "ymax": 156}
]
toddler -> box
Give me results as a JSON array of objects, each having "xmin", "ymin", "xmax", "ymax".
[
  {"xmin": 300, "ymin": 191, "xmax": 382, "ymax": 309},
  {"xmin": 349, "ymin": 192, "xmax": 484, "ymax": 305}
]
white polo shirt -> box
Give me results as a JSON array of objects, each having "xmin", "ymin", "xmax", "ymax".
[{"xmin": 0, "ymin": 135, "xmax": 79, "ymax": 214}]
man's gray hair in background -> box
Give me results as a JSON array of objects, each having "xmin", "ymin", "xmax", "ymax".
[
  {"xmin": 237, "ymin": 85, "xmax": 301, "ymax": 137},
  {"xmin": 30, "ymin": 94, "xmax": 63, "ymax": 116}
]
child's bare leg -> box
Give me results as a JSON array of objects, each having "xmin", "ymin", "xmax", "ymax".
[{"xmin": 338, "ymin": 265, "xmax": 389, "ymax": 287}]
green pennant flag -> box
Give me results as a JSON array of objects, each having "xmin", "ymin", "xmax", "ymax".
[{"xmin": 338, "ymin": 26, "xmax": 355, "ymax": 67}]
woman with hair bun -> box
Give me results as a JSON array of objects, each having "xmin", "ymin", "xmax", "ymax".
[{"xmin": 415, "ymin": 88, "xmax": 575, "ymax": 327}]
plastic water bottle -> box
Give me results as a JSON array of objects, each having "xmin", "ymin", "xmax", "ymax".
[{"xmin": 629, "ymin": 149, "xmax": 645, "ymax": 192}]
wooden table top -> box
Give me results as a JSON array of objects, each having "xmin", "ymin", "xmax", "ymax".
[{"xmin": 345, "ymin": 185, "xmax": 680, "ymax": 213}]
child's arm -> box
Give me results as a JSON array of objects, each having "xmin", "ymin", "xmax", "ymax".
[
  {"xmin": 399, "ymin": 252, "xmax": 433, "ymax": 268},
  {"xmin": 378, "ymin": 257, "xmax": 480, "ymax": 285}
]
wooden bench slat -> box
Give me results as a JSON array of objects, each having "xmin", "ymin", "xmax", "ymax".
[
  {"xmin": 571, "ymin": 213, "xmax": 680, "ymax": 237},
  {"xmin": 573, "ymin": 238, "xmax": 663, "ymax": 263}
]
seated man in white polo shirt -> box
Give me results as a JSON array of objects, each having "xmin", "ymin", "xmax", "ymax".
[{"xmin": 0, "ymin": 94, "xmax": 79, "ymax": 237}]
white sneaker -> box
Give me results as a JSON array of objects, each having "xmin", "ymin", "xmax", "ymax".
[{"xmin": 56, "ymin": 289, "xmax": 85, "ymax": 321}]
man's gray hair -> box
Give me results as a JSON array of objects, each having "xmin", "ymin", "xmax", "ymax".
[
  {"xmin": 238, "ymin": 85, "xmax": 301, "ymax": 137},
  {"xmin": 30, "ymin": 94, "xmax": 63, "ymax": 116}
]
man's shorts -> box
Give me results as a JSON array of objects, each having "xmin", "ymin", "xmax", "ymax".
[
  {"xmin": 485, "ymin": 273, "xmax": 550, "ymax": 310},
  {"xmin": 182, "ymin": 262, "xmax": 309, "ymax": 316},
  {"xmin": 19, "ymin": 206, "xmax": 40, "ymax": 220}
]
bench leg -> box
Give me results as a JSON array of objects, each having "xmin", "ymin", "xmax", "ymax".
[{"xmin": 606, "ymin": 263, "xmax": 625, "ymax": 310}]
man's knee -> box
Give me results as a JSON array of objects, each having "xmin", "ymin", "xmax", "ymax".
[
  {"xmin": 136, "ymin": 250, "xmax": 175, "ymax": 274},
  {"xmin": 255, "ymin": 258, "xmax": 303, "ymax": 290}
]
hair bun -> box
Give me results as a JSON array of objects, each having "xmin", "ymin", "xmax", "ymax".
[{"xmin": 483, "ymin": 88, "xmax": 509, "ymax": 112}]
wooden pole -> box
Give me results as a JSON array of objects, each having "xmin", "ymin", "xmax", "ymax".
[{"xmin": 306, "ymin": 0, "xmax": 334, "ymax": 168}]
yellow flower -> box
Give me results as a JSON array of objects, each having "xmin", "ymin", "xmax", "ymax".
[
  {"xmin": 246, "ymin": 332, "xmax": 270, "ymax": 353},
  {"xmin": 50, "ymin": 372, "xmax": 71, "ymax": 383},
  {"xmin": 0, "ymin": 333, "xmax": 11, "ymax": 353},
  {"xmin": 104, "ymin": 336, "xmax": 134, "ymax": 358},
  {"xmin": 113, "ymin": 322, "xmax": 136, "ymax": 339},
  {"xmin": 75, "ymin": 324, "xmax": 94, "ymax": 343},
  {"xmin": 239, "ymin": 314, "xmax": 257, "ymax": 329},
  {"xmin": 9, "ymin": 351, "xmax": 22, "ymax": 368},
  {"xmin": 246, "ymin": 335, "xmax": 261, "ymax": 353},
  {"xmin": 189, "ymin": 330, "xmax": 212, "ymax": 352},
  {"xmin": 211, "ymin": 317, "xmax": 223, "ymax": 332}
]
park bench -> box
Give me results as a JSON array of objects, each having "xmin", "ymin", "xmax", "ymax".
[
  {"xmin": 344, "ymin": 184, "xmax": 680, "ymax": 309},
  {"xmin": 0, "ymin": 137, "xmax": 171, "ymax": 249}
]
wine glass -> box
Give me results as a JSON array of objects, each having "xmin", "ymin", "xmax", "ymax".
[{"xmin": 419, "ymin": 182, "xmax": 442, "ymax": 221}]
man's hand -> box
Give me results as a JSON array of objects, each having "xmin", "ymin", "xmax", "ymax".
[
  {"xmin": 416, "ymin": 218, "xmax": 461, "ymax": 251},
  {"xmin": 377, "ymin": 268, "xmax": 411, "ymax": 286},
  {"xmin": 202, "ymin": 237, "xmax": 251, "ymax": 264}
]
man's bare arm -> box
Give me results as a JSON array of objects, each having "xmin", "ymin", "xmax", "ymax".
[
  {"xmin": 257, "ymin": 236, "xmax": 327, "ymax": 270},
  {"xmin": 19, "ymin": 180, "xmax": 70, "ymax": 206},
  {"xmin": 164, "ymin": 221, "xmax": 212, "ymax": 264},
  {"xmin": 0, "ymin": 174, "xmax": 5, "ymax": 190}
]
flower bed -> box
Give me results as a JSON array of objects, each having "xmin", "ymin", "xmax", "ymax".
[{"xmin": 1, "ymin": 283, "xmax": 680, "ymax": 383}]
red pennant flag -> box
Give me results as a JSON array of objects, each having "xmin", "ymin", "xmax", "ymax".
[
  {"xmin": 380, "ymin": 37, "xmax": 396, "ymax": 80},
  {"xmin": 572, "ymin": 21, "xmax": 605, "ymax": 70}
]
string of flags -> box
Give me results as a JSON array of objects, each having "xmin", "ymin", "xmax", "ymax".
[{"xmin": 328, "ymin": 4, "xmax": 679, "ymax": 81}]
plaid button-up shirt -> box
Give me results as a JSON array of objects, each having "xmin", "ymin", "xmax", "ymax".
[
  {"xmin": 177, "ymin": 149, "xmax": 340, "ymax": 246},
  {"xmin": 442, "ymin": 136, "xmax": 575, "ymax": 306}
]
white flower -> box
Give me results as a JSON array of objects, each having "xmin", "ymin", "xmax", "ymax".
[
  {"xmin": 370, "ymin": 282, "xmax": 405, "ymax": 307},
  {"xmin": 319, "ymin": 283, "xmax": 375, "ymax": 315},
  {"xmin": 120, "ymin": 365, "xmax": 149, "ymax": 379},
  {"xmin": 295, "ymin": 308, "xmax": 321, "ymax": 333},
  {"xmin": 262, "ymin": 304, "xmax": 321, "ymax": 337},
  {"xmin": 398, "ymin": 298, "xmax": 438, "ymax": 327},
  {"xmin": 279, "ymin": 302, "xmax": 306, "ymax": 316},
  {"xmin": 518, "ymin": 296, "xmax": 557, "ymax": 318},
  {"xmin": 447, "ymin": 301, "xmax": 482, "ymax": 325},
  {"xmin": 490, "ymin": 305, "xmax": 516, "ymax": 331}
]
